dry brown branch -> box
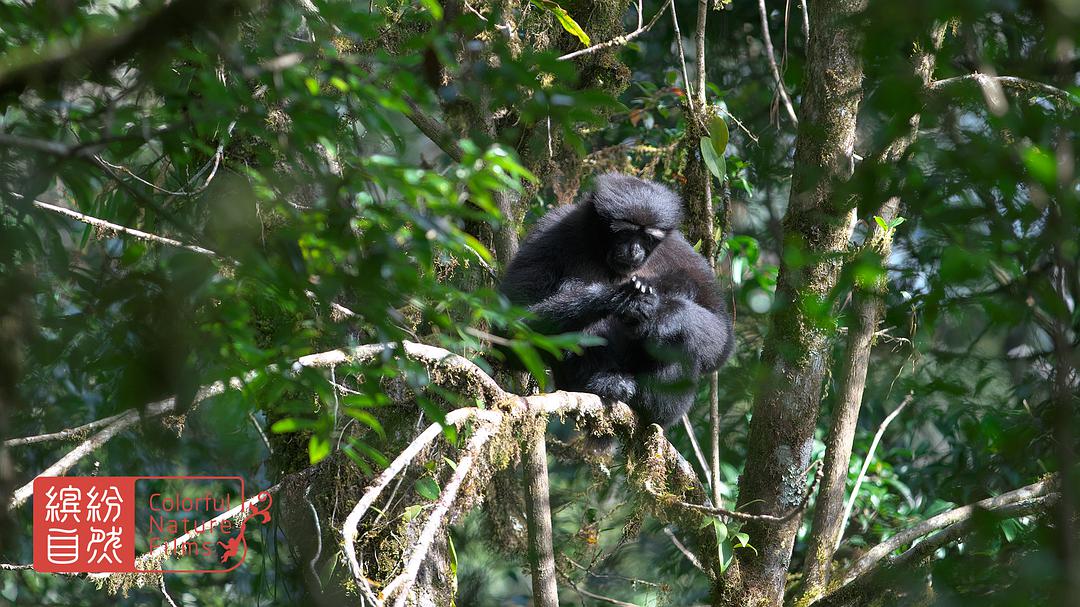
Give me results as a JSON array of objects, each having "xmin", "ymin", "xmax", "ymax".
[
  {"xmin": 3, "ymin": 412, "xmax": 127, "ymax": 448},
  {"xmin": 816, "ymin": 477, "xmax": 1060, "ymax": 606},
  {"xmin": 384, "ymin": 424, "xmax": 499, "ymax": 606},
  {"xmin": 836, "ymin": 393, "xmax": 913, "ymax": 546},
  {"xmin": 8, "ymin": 379, "xmax": 241, "ymax": 509},
  {"xmin": 24, "ymin": 197, "xmax": 220, "ymax": 257},
  {"xmin": 928, "ymin": 73, "xmax": 1078, "ymax": 107},
  {"xmin": 22, "ymin": 194, "xmax": 360, "ymax": 319},
  {"xmin": 665, "ymin": 527, "xmax": 706, "ymax": 572},
  {"xmin": 557, "ymin": 0, "xmax": 674, "ymax": 61},
  {"xmin": 756, "ymin": 0, "xmax": 799, "ymax": 125},
  {"xmin": 843, "ymin": 476, "xmax": 1058, "ymax": 585}
]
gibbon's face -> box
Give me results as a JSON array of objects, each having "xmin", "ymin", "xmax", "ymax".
[{"xmin": 606, "ymin": 219, "xmax": 667, "ymax": 275}]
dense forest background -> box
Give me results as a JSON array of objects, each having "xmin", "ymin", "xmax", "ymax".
[{"xmin": 0, "ymin": 0, "xmax": 1077, "ymax": 606}]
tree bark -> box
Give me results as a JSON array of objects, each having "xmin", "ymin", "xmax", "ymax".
[
  {"xmin": 796, "ymin": 23, "xmax": 947, "ymax": 603},
  {"xmin": 795, "ymin": 265, "xmax": 884, "ymax": 604},
  {"xmin": 523, "ymin": 429, "xmax": 560, "ymax": 607},
  {"xmin": 732, "ymin": 0, "xmax": 867, "ymax": 603}
]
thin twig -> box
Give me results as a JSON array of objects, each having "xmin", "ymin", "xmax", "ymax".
[
  {"xmin": 559, "ymin": 570, "xmax": 642, "ymax": 607},
  {"xmin": 160, "ymin": 576, "xmax": 180, "ymax": 607},
  {"xmin": 3, "ymin": 412, "xmax": 127, "ymax": 448},
  {"xmin": 693, "ymin": 0, "xmax": 708, "ymax": 109},
  {"xmin": 669, "ymin": 0, "xmax": 695, "ymax": 113},
  {"xmin": 248, "ymin": 410, "xmax": 273, "ymax": 454},
  {"xmin": 305, "ymin": 484, "xmax": 324, "ymax": 589},
  {"xmin": 20, "ymin": 192, "xmax": 360, "ymax": 319},
  {"xmin": 21, "ymin": 196, "xmax": 220, "ymax": 257},
  {"xmin": 681, "ymin": 414, "xmax": 712, "ymax": 493},
  {"xmin": 647, "ymin": 459, "xmax": 823, "ymax": 523},
  {"xmin": 557, "ymin": 0, "xmax": 674, "ymax": 61},
  {"xmin": 928, "ymin": 73, "xmax": 1078, "ymax": 107},
  {"xmin": 799, "ymin": 0, "xmax": 810, "ymax": 45},
  {"xmin": 717, "ymin": 107, "xmax": 760, "ymax": 144},
  {"xmin": 756, "ymin": 0, "xmax": 799, "ymax": 125},
  {"xmin": 835, "ymin": 393, "xmax": 913, "ymax": 549},
  {"xmin": 664, "ymin": 527, "xmax": 705, "ymax": 572}
]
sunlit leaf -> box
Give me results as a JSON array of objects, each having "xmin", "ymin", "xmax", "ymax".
[{"xmin": 530, "ymin": 0, "xmax": 590, "ymax": 46}]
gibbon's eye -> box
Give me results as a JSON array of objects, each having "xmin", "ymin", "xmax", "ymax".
[
  {"xmin": 645, "ymin": 228, "xmax": 666, "ymax": 241},
  {"xmin": 609, "ymin": 220, "xmax": 637, "ymax": 233}
]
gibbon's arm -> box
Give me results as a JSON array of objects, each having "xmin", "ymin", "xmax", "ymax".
[
  {"xmin": 648, "ymin": 295, "xmax": 733, "ymax": 374},
  {"xmin": 526, "ymin": 279, "xmax": 632, "ymax": 333}
]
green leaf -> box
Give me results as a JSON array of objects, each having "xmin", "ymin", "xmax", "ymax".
[
  {"xmin": 415, "ymin": 476, "xmax": 441, "ymax": 501},
  {"xmin": 1021, "ymin": 145, "xmax": 1056, "ymax": 186},
  {"xmin": 712, "ymin": 518, "xmax": 728, "ymax": 544},
  {"xmin": 1000, "ymin": 518, "xmax": 1021, "ymax": 542},
  {"xmin": 270, "ymin": 417, "xmax": 315, "ymax": 433},
  {"xmin": 708, "ymin": 519, "xmax": 733, "ymax": 572},
  {"xmin": 329, "ymin": 76, "xmax": 349, "ymax": 92},
  {"xmin": 403, "ymin": 504, "xmax": 424, "ymax": 522},
  {"xmin": 510, "ymin": 342, "xmax": 549, "ymax": 391},
  {"xmin": 708, "ymin": 115, "xmax": 729, "ymax": 155},
  {"xmin": 889, "ymin": 216, "xmax": 906, "ymax": 229},
  {"xmin": 874, "ymin": 215, "xmax": 889, "ymax": 231},
  {"xmin": 420, "ymin": 0, "xmax": 444, "ymax": 20},
  {"xmin": 530, "ymin": 0, "xmax": 590, "ymax": 46},
  {"xmin": 308, "ymin": 434, "xmax": 331, "ymax": 464},
  {"xmin": 700, "ymin": 137, "xmax": 726, "ymax": 181}
]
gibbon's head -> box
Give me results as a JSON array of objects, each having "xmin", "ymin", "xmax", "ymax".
[{"xmin": 589, "ymin": 173, "xmax": 683, "ymax": 275}]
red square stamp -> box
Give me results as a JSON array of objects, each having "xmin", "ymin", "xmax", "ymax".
[{"xmin": 33, "ymin": 476, "xmax": 136, "ymax": 573}]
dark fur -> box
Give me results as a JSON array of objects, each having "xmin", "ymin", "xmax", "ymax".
[{"xmin": 499, "ymin": 173, "xmax": 733, "ymax": 428}]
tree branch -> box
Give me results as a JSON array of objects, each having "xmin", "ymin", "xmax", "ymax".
[
  {"xmin": 557, "ymin": 0, "xmax": 674, "ymax": 61},
  {"xmin": 524, "ymin": 428, "xmax": 560, "ymax": 607},
  {"xmin": 3, "ymin": 411, "xmax": 127, "ymax": 448},
  {"xmin": 383, "ymin": 423, "xmax": 499, "ymax": 607},
  {"xmin": 22, "ymin": 197, "xmax": 220, "ymax": 257},
  {"xmin": 928, "ymin": 73, "xmax": 1079, "ymax": 107},
  {"xmin": 817, "ymin": 477, "xmax": 1060, "ymax": 606},
  {"xmin": 403, "ymin": 95, "xmax": 464, "ymax": 162},
  {"xmin": 756, "ymin": 0, "xmax": 799, "ymax": 125},
  {"xmin": 835, "ymin": 392, "xmax": 913, "ymax": 547},
  {"xmin": 0, "ymin": 0, "xmax": 249, "ymax": 98},
  {"xmin": 839, "ymin": 476, "xmax": 1059, "ymax": 586},
  {"xmin": 16, "ymin": 193, "xmax": 360, "ymax": 319}
]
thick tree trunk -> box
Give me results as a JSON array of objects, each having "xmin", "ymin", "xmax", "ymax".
[
  {"xmin": 796, "ymin": 24, "xmax": 946, "ymax": 603},
  {"xmin": 732, "ymin": 0, "xmax": 867, "ymax": 604}
]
